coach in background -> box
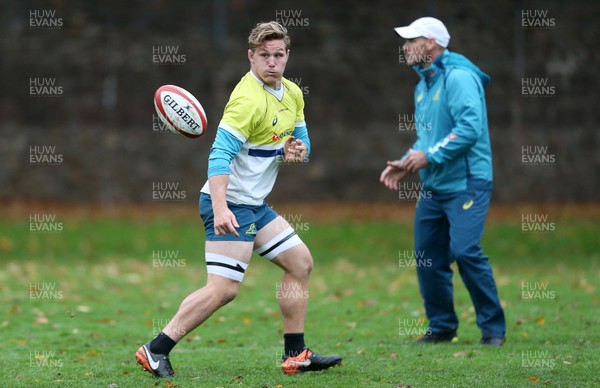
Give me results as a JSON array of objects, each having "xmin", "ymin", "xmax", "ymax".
[{"xmin": 380, "ymin": 17, "xmax": 506, "ymax": 345}]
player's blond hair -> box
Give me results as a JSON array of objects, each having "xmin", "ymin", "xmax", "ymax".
[{"xmin": 248, "ymin": 21, "xmax": 290, "ymax": 51}]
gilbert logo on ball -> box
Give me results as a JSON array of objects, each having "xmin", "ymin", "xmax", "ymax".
[{"xmin": 154, "ymin": 85, "xmax": 207, "ymax": 138}]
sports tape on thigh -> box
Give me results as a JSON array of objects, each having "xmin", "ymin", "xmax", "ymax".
[
  {"xmin": 205, "ymin": 252, "xmax": 249, "ymax": 282},
  {"xmin": 254, "ymin": 227, "xmax": 302, "ymax": 261}
]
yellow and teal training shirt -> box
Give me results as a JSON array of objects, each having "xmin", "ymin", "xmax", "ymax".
[{"xmin": 201, "ymin": 71, "xmax": 310, "ymax": 206}]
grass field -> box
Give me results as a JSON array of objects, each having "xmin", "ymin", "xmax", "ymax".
[{"xmin": 1, "ymin": 202, "xmax": 599, "ymax": 387}]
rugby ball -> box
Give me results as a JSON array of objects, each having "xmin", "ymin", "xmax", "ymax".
[{"xmin": 154, "ymin": 85, "xmax": 207, "ymax": 138}]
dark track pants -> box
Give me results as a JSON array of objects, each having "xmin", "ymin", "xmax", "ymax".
[{"xmin": 414, "ymin": 183, "xmax": 506, "ymax": 338}]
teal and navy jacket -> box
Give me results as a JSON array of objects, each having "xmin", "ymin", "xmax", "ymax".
[{"xmin": 406, "ymin": 49, "xmax": 493, "ymax": 193}]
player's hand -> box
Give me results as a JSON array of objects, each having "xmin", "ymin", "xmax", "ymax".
[
  {"xmin": 380, "ymin": 160, "xmax": 408, "ymax": 191},
  {"xmin": 283, "ymin": 136, "xmax": 308, "ymax": 163},
  {"xmin": 403, "ymin": 149, "xmax": 429, "ymax": 173},
  {"xmin": 213, "ymin": 205, "xmax": 240, "ymax": 237}
]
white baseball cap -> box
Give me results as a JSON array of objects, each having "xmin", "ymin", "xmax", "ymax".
[{"xmin": 394, "ymin": 17, "xmax": 451, "ymax": 48}]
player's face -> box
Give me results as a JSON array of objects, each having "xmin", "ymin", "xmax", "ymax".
[
  {"xmin": 402, "ymin": 37, "xmax": 434, "ymax": 67},
  {"xmin": 248, "ymin": 39, "xmax": 289, "ymax": 89}
]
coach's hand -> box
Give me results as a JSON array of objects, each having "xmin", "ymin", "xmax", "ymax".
[
  {"xmin": 380, "ymin": 160, "xmax": 408, "ymax": 191},
  {"xmin": 403, "ymin": 149, "xmax": 429, "ymax": 173},
  {"xmin": 213, "ymin": 205, "xmax": 240, "ymax": 238}
]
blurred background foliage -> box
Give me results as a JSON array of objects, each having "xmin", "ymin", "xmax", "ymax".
[{"xmin": 1, "ymin": 0, "xmax": 598, "ymax": 204}]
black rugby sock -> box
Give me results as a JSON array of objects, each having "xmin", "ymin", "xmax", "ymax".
[
  {"xmin": 149, "ymin": 331, "xmax": 176, "ymax": 355},
  {"xmin": 284, "ymin": 332, "xmax": 306, "ymax": 358}
]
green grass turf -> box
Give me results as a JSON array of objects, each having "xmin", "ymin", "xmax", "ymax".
[{"xmin": 1, "ymin": 211, "xmax": 598, "ymax": 387}]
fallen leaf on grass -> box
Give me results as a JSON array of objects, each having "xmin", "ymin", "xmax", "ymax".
[
  {"xmin": 529, "ymin": 376, "xmax": 539, "ymax": 381},
  {"xmin": 563, "ymin": 361, "xmax": 571, "ymax": 365},
  {"xmin": 389, "ymin": 353, "xmax": 398, "ymax": 358},
  {"xmin": 33, "ymin": 308, "xmax": 49, "ymax": 325},
  {"xmin": 535, "ymin": 316, "xmax": 545, "ymax": 325},
  {"xmin": 85, "ymin": 372, "xmax": 94, "ymax": 376},
  {"xmin": 453, "ymin": 351, "xmax": 466, "ymax": 358},
  {"xmin": 358, "ymin": 299, "xmax": 378, "ymax": 307},
  {"xmin": 242, "ymin": 317, "xmax": 252, "ymax": 325},
  {"xmin": 341, "ymin": 288, "xmax": 354, "ymax": 297},
  {"xmin": 77, "ymin": 305, "xmax": 91, "ymax": 313}
]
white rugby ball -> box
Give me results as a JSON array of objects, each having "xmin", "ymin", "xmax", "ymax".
[{"xmin": 154, "ymin": 85, "xmax": 207, "ymax": 138}]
